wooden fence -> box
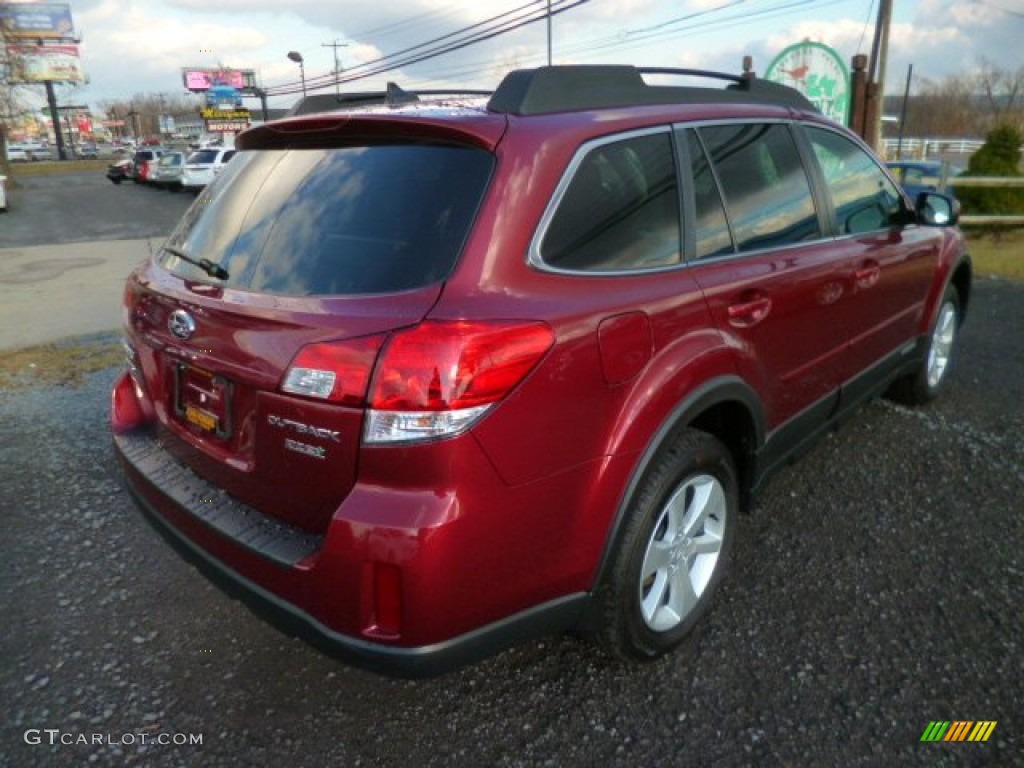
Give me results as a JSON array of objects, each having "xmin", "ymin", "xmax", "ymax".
[{"xmin": 944, "ymin": 177, "xmax": 1024, "ymax": 226}]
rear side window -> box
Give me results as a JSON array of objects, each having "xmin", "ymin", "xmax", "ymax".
[
  {"xmin": 539, "ymin": 131, "xmax": 681, "ymax": 272},
  {"xmin": 698, "ymin": 123, "xmax": 820, "ymax": 253},
  {"xmin": 805, "ymin": 127, "xmax": 904, "ymax": 234},
  {"xmin": 161, "ymin": 144, "xmax": 494, "ymax": 296}
]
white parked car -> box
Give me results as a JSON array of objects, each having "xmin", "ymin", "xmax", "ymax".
[
  {"xmin": 151, "ymin": 151, "xmax": 186, "ymax": 191},
  {"xmin": 6, "ymin": 144, "xmax": 30, "ymax": 162},
  {"xmin": 181, "ymin": 147, "xmax": 236, "ymax": 193}
]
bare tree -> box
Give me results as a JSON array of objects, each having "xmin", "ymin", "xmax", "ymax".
[
  {"xmin": 975, "ymin": 59, "xmax": 1024, "ymax": 133},
  {"xmin": 901, "ymin": 75, "xmax": 977, "ymax": 137},
  {"xmin": 895, "ymin": 62, "xmax": 1024, "ymax": 139},
  {"xmin": 0, "ymin": 23, "xmax": 25, "ymax": 177},
  {"xmin": 99, "ymin": 93, "xmax": 201, "ymax": 140}
]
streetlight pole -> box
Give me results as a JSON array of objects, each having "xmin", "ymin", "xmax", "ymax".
[{"xmin": 287, "ymin": 51, "xmax": 306, "ymax": 97}]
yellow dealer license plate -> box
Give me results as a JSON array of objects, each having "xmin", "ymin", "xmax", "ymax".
[{"xmin": 183, "ymin": 404, "xmax": 217, "ymax": 433}]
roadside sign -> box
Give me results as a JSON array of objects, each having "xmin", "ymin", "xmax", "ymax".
[{"xmin": 765, "ymin": 42, "xmax": 849, "ymax": 124}]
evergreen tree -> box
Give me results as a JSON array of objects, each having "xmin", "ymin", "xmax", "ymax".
[{"xmin": 957, "ymin": 124, "xmax": 1024, "ymax": 215}]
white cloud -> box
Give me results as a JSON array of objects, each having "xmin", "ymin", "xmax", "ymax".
[{"xmin": 51, "ymin": 0, "xmax": 1024, "ymax": 111}]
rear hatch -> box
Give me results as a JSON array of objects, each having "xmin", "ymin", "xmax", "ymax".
[{"xmin": 126, "ymin": 122, "xmax": 499, "ymax": 533}]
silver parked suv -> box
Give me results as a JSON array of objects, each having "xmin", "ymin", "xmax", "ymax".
[{"xmin": 181, "ymin": 147, "xmax": 237, "ymax": 193}]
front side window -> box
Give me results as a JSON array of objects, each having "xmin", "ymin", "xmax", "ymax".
[
  {"xmin": 698, "ymin": 123, "xmax": 820, "ymax": 253},
  {"xmin": 806, "ymin": 127, "xmax": 904, "ymax": 235},
  {"xmin": 539, "ymin": 131, "xmax": 681, "ymax": 272}
]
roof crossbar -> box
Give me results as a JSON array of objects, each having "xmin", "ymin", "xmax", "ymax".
[{"xmin": 486, "ymin": 65, "xmax": 819, "ymax": 116}]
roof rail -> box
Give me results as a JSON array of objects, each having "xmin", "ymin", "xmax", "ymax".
[{"xmin": 486, "ymin": 65, "xmax": 819, "ymax": 116}]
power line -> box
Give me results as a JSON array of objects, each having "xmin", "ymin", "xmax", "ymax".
[
  {"xmin": 407, "ymin": 0, "xmax": 849, "ymax": 89},
  {"xmin": 266, "ymin": 0, "xmax": 587, "ymax": 96},
  {"xmin": 266, "ymin": 0, "xmax": 853, "ymax": 98},
  {"xmin": 346, "ymin": 3, "xmax": 469, "ymax": 41},
  {"xmin": 973, "ymin": 0, "xmax": 1024, "ymax": 20}
]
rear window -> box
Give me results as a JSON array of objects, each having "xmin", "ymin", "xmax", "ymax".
[
  {"xmin": 188, "ymin": 149, "xmax": 221, "ymax": 164},
  {"xmin": 160, "ymin": 144, "xmax": 494, "ymax": 296}
]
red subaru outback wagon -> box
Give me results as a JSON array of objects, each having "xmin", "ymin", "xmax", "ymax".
[{"xmin": 112, "ymin": 66, "xmax": 970, "ymax": 677}]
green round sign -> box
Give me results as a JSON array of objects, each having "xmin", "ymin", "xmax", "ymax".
[{"xmin": 765, "ymin": 41, "xmax": 849, "ymax": 123}]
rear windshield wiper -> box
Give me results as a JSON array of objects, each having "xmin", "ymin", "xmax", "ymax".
[{"xmin": 162, "ymin": 244, "xmax": 229, "ymax": 281}]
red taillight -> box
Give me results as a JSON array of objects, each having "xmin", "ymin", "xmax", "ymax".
[
  {"xmin": 368, "ymin": 321, "xmax": 554, "ymax": 411},
  {"xmin": 281, "ymin": 335, "xmax": 385, "ymax": 406},
  {"xmin": 282, "ymin": 322, "xmax": 553, "ymax": 444},
  {"xmin": 122, "ymin": 281, "xmax": 142, "ymax": 329},
  {"xmin": 111, "ymin": 369, "xmax": 148, "ymax": 434}
]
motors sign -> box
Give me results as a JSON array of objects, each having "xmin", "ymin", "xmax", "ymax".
[
  {"xmin": 205, "ymin": 120, "xmax": 249, "ymax": 133},
  {"xmin": 765, "ymin": 42, "xmax": 849, "ymax": 124}
]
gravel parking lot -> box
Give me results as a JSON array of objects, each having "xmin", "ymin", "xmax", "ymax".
[{"xmin": 0, "ymin": 171, "xmax": 1021, "ymax": 766}]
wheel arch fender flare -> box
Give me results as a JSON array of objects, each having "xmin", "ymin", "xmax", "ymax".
[
  {"xmin": 584, "ymin": 375, "xmax": 766, "ymax": 605},
  {"xmin": 923, "ymin": 234, "xmax": 971, "ymax": 334}
]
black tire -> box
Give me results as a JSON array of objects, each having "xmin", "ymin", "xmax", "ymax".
[
  {"xmin": 598, "ymin": 429, "xmax": 737, "ymax": 660},
  {"xmin": 887, "ymin": 285, "xmax": 960, "ymax": 406},
  {"xmin": 110, "ymin": 177, "xmax": 122, "ymax": 185}
]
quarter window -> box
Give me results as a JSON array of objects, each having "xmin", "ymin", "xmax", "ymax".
[
  {"xmin": 698, "ymin": 123, "xmax": 820, "ymax": 252},
  {"xmin": 805, "ymin": 127, "xmax": 904, "ymax": 234},
  {"xmin": 540, "ymin": 132, "xmax": 681, "ymax": 271}
]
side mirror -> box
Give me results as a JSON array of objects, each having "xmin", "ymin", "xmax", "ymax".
[{"xmin": 915, "ymin": 192, "xmax": 960, "ymax": 226}]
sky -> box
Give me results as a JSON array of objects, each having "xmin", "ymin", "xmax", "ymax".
[{"xmin": 11, "ymin": 0, "xmax": 1024, "ymax": 112}]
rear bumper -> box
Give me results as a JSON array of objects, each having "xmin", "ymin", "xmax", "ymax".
[
  {"xmin": 114, "ymin": 429, "xmax": 588, "ymax": 677},
  {"xmin": 181, "ymin": 170, "xmax": 213, "ymax": 190}
]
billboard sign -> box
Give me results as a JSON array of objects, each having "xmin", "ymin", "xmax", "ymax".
[
  {"xmin": 0, "ymin": 3, "xmax": 74, "ymax": 40},
  {"xmin": 765, "ymin": 42, "xmax": 849, "ymax": 124},
  {"xmin": 182, "ymin": 67, "xmax": 257, "ymax": 93},
  {"xmin": 201, "ymin": 107, "xmax": 250, "ymax": 121},
  {"xmin": 8, "ymin": 43, "xmax": 84, "ymax": 82}
]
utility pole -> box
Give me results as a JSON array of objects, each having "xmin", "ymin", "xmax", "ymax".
[
  {"xmin": 322, "ymin": 40, "xmax": 349, "ymax": 97},
  {"xmin": 44, "ymin": 81, "xmax": 67, "ymax": 160},
  {"xmin": 252, "ymin": 86, "xmax": 268, "ymax": 122},
  {"xmin": 547, "ymin": 0, "xmax": 552, "ymax": 66},
  {"xmin": 865, "ymin": 0, "xmax": 893, "ymax": 152},
  {"xmin": 896, "ymin": 64, "xmax": 913, "ymax": 161}
]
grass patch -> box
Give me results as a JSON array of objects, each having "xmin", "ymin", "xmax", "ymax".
[
  {"xmin": 0, "ymin": 338, "xmax": 123, "ymax": 392},
  {"xmin": 4, "ymin": 158, "xmax": 110, "ymax": 179},
  {"xmin": 965, "ymin": 228, "xmax": 1024, "ymax": 281}
]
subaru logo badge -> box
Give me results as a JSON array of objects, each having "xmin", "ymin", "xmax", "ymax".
[{"xmin": 168, "ymin": 309, "xmax": 196, "ymax": 340}]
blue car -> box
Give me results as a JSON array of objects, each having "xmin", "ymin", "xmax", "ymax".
[{"xmin": 886, "ymin": 161, "xmax": 961, "ymax": 200}]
